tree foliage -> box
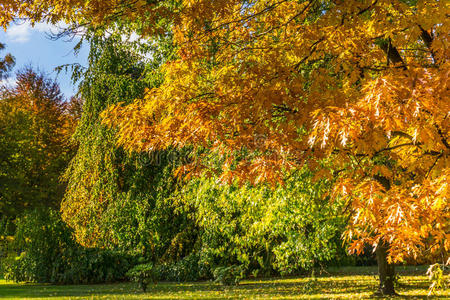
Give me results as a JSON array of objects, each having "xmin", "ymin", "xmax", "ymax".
[
  {"xmin": 0, "ymin": 68, "xmax": 75, "ymax": 218},
  {"xmin": 101, "ymin": 0, "xmax": 449, "ymax": 264},
  {"xmin": 61, "ymin": 34, "xmax": 195, "ymax": 264},
  {"xmin": 1, "ymin": 0, "xmax": 448, "ymax": 286},
  {"xmin": 183, "ymin": 169, "xmax": 347, "ymax": 275}
]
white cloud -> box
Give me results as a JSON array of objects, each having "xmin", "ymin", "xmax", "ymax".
[
  {"xmin": 6, "ymin": 23, "xmax": 31, "ymax": 43},
  {"xmin": 0, "ymin": 76, "xmax": 17, "ymax": 88},
  {"xmin": 34, "ymin": 22, "xmax": 58, "ymax": 33},
  {"xmin": 5, "ymin": 21, "xmax": 67, "ymax": 43}
]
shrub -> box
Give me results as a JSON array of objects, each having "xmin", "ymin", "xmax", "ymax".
[
  {"xmin": 0, "ymin": 217, "xmax": 15, "ymax": 276},
  {"xmin": 58, "ymin": 248, "xmax": 134, "ymax": 284},
  {"xmin": 126, "ymin": 263, "xmax": 157, "ymax": 292},
  {"xmin": 213, "ymin": 265, "xmax": 244, "ymax": 286},
  {"xmin": 427, "ymin": 263, "xmax": 447, "ymax": 296},
  {"xmin": 2, "ymin": 208, "xmax": 134, "ymax": 284},
  {"xmin": 156, "ymin": 254, "xmax": 208, "ymax": 282},
  {"xmin": 3, "ymin": 208, "xmax": 75, "ymax": 283}
]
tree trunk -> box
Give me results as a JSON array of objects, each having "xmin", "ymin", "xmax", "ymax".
[{"xmin": 375, "ymin": 243, "xmax": 397, "ymax": 296}]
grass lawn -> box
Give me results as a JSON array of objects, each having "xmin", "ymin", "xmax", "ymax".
[{"xmin": 0, "ymin": 266, "xmax": 448, "ymax": 299}]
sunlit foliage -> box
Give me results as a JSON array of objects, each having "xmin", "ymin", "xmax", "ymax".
[
  {"xmin": 102, "ymin": 0, "xmax": 449, "ymax": 266},
  {"xmin": 183, "ymin": 169, "xmax": 347, "ymax": 275},
  {"xmin": 1, "ymin": 0, "xmax": 448, "ymax": 294}
]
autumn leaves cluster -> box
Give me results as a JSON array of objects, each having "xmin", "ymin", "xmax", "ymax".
[{"xmin": 1, "ymin": 0, "xmax": 448, "ymax": 264}]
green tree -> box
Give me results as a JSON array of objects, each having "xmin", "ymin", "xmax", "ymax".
[
  {"xmin": 182, "ymin": 168, "xmax": 347, "ymax": 276},
  {"xmin": 62, "ymin": 34, "xmax": 196, "ymax": 262}
]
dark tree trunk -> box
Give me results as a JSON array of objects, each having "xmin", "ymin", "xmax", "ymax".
[
  {"xmin": 375, "ymin": 243, "xmax": 397, "ymax": 296},
  {"xmin": 372, "ymin": 175, "xmax": 397, "ymax": 295}
]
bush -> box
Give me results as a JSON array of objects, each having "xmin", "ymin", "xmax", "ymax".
[
  {"xmin": 213, "ymin": 265, "xmax": 244, "ymax": 286},
  {"xmin": 155, "ymin": 254, "xmax": 208, "ymax": 282},
  {"xmin": 3, "ymin": 208, "xmax": 75, "ymax": 283},
  {"xmin": 57, "ymin": 248, "xmax": 134, "ymax": 284},
  {"xmin": 126, "ymin": 263, "xmax": 157, "ymax": 292},
  {"xmin": 0, "ymin": 216, "xmax": 15, "ymax": 276},
  {"xmin": 2, "ymin": 208, "xmax": 134, "ymax": 284}
]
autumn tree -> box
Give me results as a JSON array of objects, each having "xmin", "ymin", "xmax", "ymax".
[
  {"xmin": 65, "ymin": 96, "xmax": 83, "ymax": 123},
  {"xmin": 103, "ymin": 1, "xmax": 449, "ymax": 295},
  {"xmin": 2, "ymin": 0, "xmax": 448, "ymax": 295},
  {"xmin": 0, "ymin": 68, "xmax": 74, "ymax": 218}
]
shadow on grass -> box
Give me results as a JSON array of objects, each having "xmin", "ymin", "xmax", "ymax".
[
  {"xmin": 0, "ymin": 278, "xmax": 446, "ymax": 300},
  {"xmin": 324, "ymin": 265, "xmax": 431, "ymax": 277},
  {"xmin": 0, "ymin": 282, "xmax": 136, "ymax": 299}
]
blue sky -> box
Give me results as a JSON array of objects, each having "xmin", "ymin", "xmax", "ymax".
[{"xmin": 0, "ymin": 21, "xmax": 89, "ymax": 98}]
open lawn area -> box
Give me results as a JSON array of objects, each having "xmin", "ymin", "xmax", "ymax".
[{"xmin": 0, "ymin": 266, "xmax": 448, "ymax": 299}]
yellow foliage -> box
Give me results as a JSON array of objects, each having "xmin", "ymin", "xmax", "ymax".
[{"xmin": 3, "ymin": 0, "xmax": 448, "ymax": 263}]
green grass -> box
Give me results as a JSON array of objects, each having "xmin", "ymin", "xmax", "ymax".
[{"xmin": 0, "ymin": 266, "xmax": 448, "ymax": 299}]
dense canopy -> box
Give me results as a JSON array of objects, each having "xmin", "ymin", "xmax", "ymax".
[
  {"xmin": 0, "ymin": 0, "xmax": 448, "ymax": 295},
  {"xmin": 102, "ymin": 0, "xmax": 449, "ymax": 264}
]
